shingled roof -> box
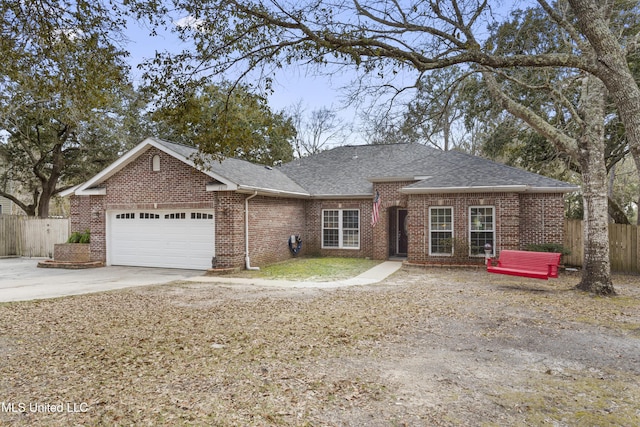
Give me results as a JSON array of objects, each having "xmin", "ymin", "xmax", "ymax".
[
  {"xmin": 280, "ymin": 144, "xmax": 578, "ymax": 196},
  {"xmin": 157, "ymin": 140, "xmax": 579, "ymax": 196},
  {"xmin": 66, "ymin": 138, "xmax": 578, "ymax": 198},
  {"xmin": 152, "ymin": 138, "xmax": 309, "ymax": 196}
]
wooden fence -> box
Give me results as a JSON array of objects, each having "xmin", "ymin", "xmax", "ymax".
[
  {"xmin": 564, "ymin": 219, "xmax": 639, "ymax": 274},
  {"xmin": 0, "ymin": 215, "xmax": 70, "ymax": 258}
]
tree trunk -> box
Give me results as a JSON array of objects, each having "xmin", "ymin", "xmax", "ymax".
[
  {"xmin": 575, "ymin": 75, "xmax": 614, "ymax": 294},
  {"xmin": 482, "ymin": 70, "xmax": 614, "ymax": 294},
  {"xmin": 567, "ymin": 0, "xmax": 640, "ymax": 227},
  {"xmin": 579, "ymin": 154, "xmax": 614, "ymax": 294},
  {"xmin": 36, "ymin": 142, "xmax": 65, "ymax": 218},
  {"xmin": 37, "ymin": 187, "xmax": 52, "ymax": 218}
]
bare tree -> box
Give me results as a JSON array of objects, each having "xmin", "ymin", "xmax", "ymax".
[{"xmin": 288, "ymin": 102, "xmax": 350, "ymax": 157}]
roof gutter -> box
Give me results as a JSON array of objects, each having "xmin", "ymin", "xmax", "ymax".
[
  {"xmin": 400, "ymin": 185, "xmax": 579, "ymax": 194},
  {"xmin": 245, "ymin": 191, "xmax": 260, "ymax": 271},
  {"xmin": 237, "ymin": 185, "xmax": 310, "ymax": 199},
  {"xmin": 310, "ymin": 193, "xmax": 373, "ymax": 200}
]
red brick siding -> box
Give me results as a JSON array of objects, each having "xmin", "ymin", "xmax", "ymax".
[
  {"xmin": 248, "ymin": 196, "xmax": 306, "ymax": 265},
  {"xmin": 89, "ymin": 196, "xmax": 106, "ymax": 262},
  {"xmin": 304, "ymin": 199, "xmax": 374, "ymax": 259},
  {"xmin": 406, "ymin": 192, "xmax": 565, "ymax": 265},
  {"xmin": 495, "ymin": 193, "xmax": 521, "ymax": 252},
  {"xmin": 519, "ymin": 193, "xmax": 565, "ymax": 248},
  {"xmin": 103, "ymin": 147, "xmax": 215, "ymax": 210},
  {"xmin": 213, "ymin": 192, "xmax": 246, "ymax": 269},
  {"xmin": 69, "ymin": 196, "xmax": 91, "ymax": 233},
  {"xmin": 69, "ymin": 195, "xmax": 102, "ymax": 261}
]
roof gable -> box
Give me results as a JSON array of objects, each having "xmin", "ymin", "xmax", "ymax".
[
  {"xmin": 67, "ymin": 137, "xmax": 309, "ymax": 198},
  {"xmin": 69, "ymin": 137, "xmax": 237, "ymax": 196}
]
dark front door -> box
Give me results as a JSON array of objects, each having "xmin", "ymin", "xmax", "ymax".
[{"xmin": 397, "ymin": 209, "xmax": 408, "ymax": 255}]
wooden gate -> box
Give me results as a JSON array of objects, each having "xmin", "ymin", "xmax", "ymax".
[{"xmin": 0, "ymin": 215, "xmax": 70, "ymax": 258}]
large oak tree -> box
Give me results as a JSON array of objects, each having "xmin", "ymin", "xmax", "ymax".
[
  {"xmin": 0, "ymin": 0, "xmax": 138, "ymax": 217},
  {"xmin": 148, "ymin": 82, "xmax": 296, "ymax": 166}
]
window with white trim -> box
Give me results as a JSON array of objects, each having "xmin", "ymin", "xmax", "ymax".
[
  {"xmin": 322, "ymin": 209, "xmax": 360, "ymax": 249},
  {"xmin": 429, "ymin": 207, "xmax": 453, "ymax": 255},
  {"xmin": 469, "ymin": 206, "xmax": 495, "ymax": 256},
  {"xmin": 152, "ymin": 155, "xmax": 160, "ymax": 172}
]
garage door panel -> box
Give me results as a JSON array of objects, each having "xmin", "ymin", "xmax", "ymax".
[{"xmin": 108, "ymin": 210, "xmax": 215, "ymax": 270}]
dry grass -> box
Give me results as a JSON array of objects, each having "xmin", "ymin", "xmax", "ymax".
[
  {"xmin": 227, "ymin": 256, "xmax": 382, "ymax": 281},
  {"xmin": 0, "ymin": 267, "xmax": 638, "ymax": 426}
]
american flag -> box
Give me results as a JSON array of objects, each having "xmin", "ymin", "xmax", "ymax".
[{"xmin": 371, "ymin": 190, "xmax": 381, "ymax": 227}]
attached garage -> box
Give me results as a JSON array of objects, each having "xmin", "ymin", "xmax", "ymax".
[{"xmin": 107, "ymin": 210, "xmax": 215, "ymax": 270}]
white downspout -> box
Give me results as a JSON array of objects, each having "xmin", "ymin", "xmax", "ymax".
[{"xmin": 245, "ymin": 191, "xmax": 260, "ymax": 270}]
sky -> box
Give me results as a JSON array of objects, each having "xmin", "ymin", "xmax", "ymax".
[
  {"xmin": 124, "ymin": 18, "xmax": 365, "ymax": 144},
  {"xmin": 121, "ymin": 1, "xmax": 522, "ymax": 148}
]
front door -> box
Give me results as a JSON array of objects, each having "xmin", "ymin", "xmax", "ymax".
[{"xmin": 397, "ymin": 209, "xmax": 408, "ymax": 255}]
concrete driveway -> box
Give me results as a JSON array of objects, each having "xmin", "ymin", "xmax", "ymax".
[{"xmin": 0, "ymin": 258, "xmax": 204, "ymax": 302}]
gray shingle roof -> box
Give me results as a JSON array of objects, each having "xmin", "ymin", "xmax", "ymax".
[
  {"xmin": 151, "ymin": 138, "xmax": 308, "ymax": 195},
  {"xmin": 280, "ymin": 144, "xmax": 578, "ymax": 196},
  {"xmin": 279, "ymin": 144, "xmax": 447, "ymax": 196},
  {"xmin": 404, "ymin": 150, "xmax": 579, "ymax": 191},
  {"xmin": 151, "ymin": 139, "xmax": 577, "ymax": 197}
]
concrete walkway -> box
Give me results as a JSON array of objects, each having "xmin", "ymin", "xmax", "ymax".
[
  {"xmin": 185, "ymin": 260, "xmax": 403, "ymax": 288},
  {"xmin": 0, "ymin": 258, "xmax": 403, "ymax": 302}
]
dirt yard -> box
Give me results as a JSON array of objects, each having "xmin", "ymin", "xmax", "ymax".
[{"xmin": 0, "ymin": 267, "xmax": 639, "ymax": 426}]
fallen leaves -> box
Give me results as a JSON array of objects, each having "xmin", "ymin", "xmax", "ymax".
[{"xmin": 0, "ymin": 268, "xmax": 638, "ymax": 425}]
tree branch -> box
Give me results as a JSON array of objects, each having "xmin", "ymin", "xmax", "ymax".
[
  {"xmin": 537, "ymin": 0, "xmax": 591, "ymax": 52},
  {"xmin": 481, "ymin": 68, "xmax": 578, "ymax": 158},
  {"xmin": 491, "ymin": 68, "xmax": 584, "ymax": 128}
]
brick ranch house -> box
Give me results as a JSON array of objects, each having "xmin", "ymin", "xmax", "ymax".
[{"xmin": 62, "ymin": 137, "xmax": 579, "ymax": 270}]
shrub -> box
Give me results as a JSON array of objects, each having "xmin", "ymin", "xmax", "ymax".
[
  {"xmin": 525, "ymin": 243, "xmax": 571, "ymax": 256},
  {"xmin": 68, "ymin": 230, "xmax": 90, "ymax": 244},
  {"xmin": 79, "ymin": 231, "xmax": 90, "ymax": 244}
]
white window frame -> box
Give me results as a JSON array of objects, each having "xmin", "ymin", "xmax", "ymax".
[
  {"xmin": 469, "ymin": 206, "xmax": 495, "ymax": 257},
  {"xmin": 429, "ymin": 207, "xmax": 454, "ymax": 256},
  {"xmin": 322, "ymin": 209, "xmax": 360, "ymax": 250}
]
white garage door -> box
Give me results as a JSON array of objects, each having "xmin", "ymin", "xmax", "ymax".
[{"xmin": 107, "ymin": 210, "xmax": 215, "ymax": 270}]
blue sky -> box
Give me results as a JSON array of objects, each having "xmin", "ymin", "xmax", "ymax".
[
  {"xmin": 122, "ymin": 1, "xmax": 519, "ymax": 147},
  {"xmin": 124, "ymin": 18, "xmax": 362, "ymax": 139}
]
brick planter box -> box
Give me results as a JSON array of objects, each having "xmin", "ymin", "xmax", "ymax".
[{"xmin": 53, "ymin": 243, "xmax": 91, "ymax": 263}]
